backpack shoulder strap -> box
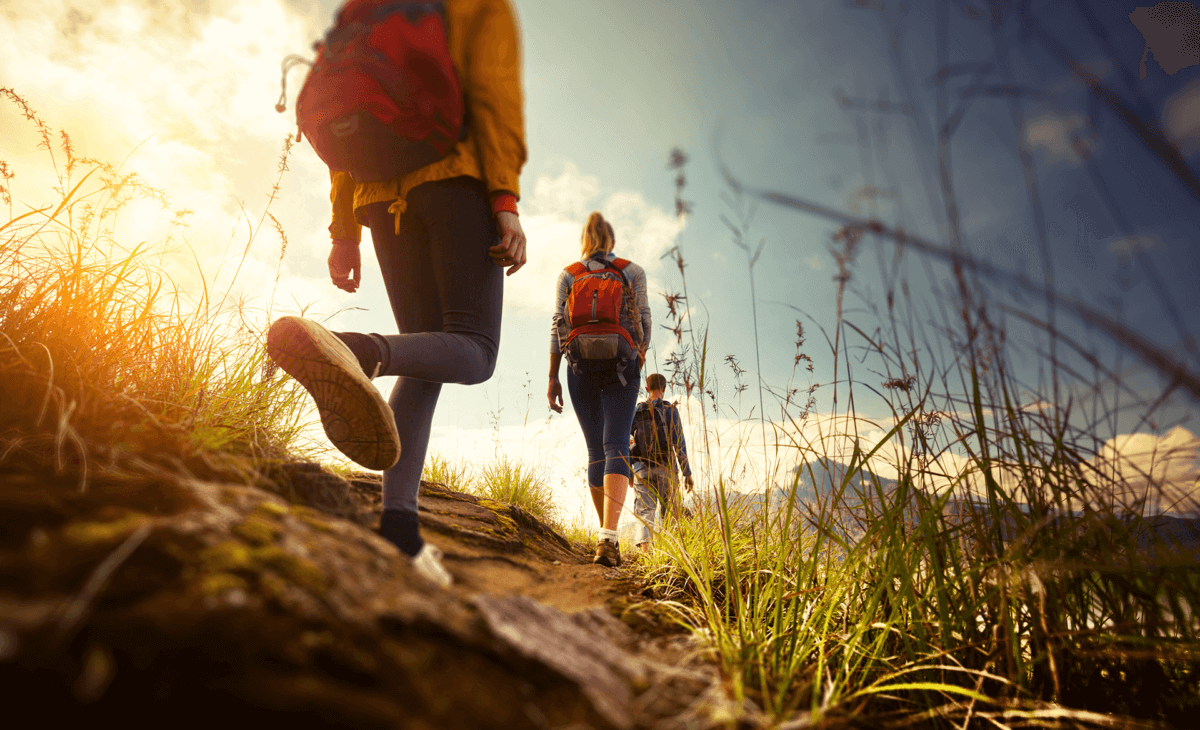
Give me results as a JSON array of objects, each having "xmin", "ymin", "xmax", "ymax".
[{"xmin": 611, "ymin": 258, "xmax": 631, "ymax": 270}]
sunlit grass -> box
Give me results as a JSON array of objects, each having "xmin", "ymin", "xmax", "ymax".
[
  {"xmin": 422, "ymin": 452, "xmax": 477, "ymax": 493},
  {"xmin": 0, "ymin": 88, "xmax": 312, "ymax": 486},
  {"xmin": 475, "ymin": 456, "xmax": 559, "ymax": 525}
]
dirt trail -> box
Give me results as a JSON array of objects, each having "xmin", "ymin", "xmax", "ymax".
[
  {"xmin": 0, "ymin": 459, "xmax": 731, "ymax": 730},
  {"xmin": 350, "ymin": 476, "xmax": 647, "ymax": 614}
]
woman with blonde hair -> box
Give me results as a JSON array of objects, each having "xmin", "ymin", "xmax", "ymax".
[{"xmin": 548, "ymin": 211, "xmax": 651, "ymax": 567}]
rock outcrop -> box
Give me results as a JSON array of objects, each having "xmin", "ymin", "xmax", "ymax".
[{"xmin": 0, "ymin": 460, "xmax": 721, "ymax": 729}]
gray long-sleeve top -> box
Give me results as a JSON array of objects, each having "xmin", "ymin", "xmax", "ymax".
[{"xmin": 551, "ymin": 251, "xmax": 652, "ymax": 354}]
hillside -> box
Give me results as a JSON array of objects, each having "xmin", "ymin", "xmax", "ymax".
[{"xmin": 0, "ymin": 459, "xmax": 733, "ymax": 729}]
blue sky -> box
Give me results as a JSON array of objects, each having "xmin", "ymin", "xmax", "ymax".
[{"xmin": 2, "ymin": 0, "xmax": 1197, "ymax": 519}]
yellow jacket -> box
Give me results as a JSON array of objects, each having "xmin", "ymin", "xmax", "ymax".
[{"xmin": 327, "ymin": 0, "xmax": 526, "ymax": 241}]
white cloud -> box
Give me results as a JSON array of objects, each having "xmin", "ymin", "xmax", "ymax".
[
  {"xmin": 0, "ymin": 0, "xmax": 331, "ymax": 316},
  {"xmin": 1086, "ymin": 426, "xmax": 1200, "ymax": 515}
]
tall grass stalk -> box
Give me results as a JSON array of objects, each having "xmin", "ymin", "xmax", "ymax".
[
  {"xmin": 0, "ymin": 89, "xmax": 313, "ymax": 485},
  {"xmin": 652, "ymin": 81, "xmax": 1198, "ymax": 725}
]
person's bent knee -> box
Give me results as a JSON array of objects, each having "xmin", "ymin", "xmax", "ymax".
[{"xmin": 456, "ymin": 350, "xmax": 497, "ymax": 385}]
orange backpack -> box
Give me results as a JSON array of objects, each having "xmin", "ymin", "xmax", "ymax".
[{"xmin": 562, "ymin": 258, "xmax": 640, "ymax": 382}]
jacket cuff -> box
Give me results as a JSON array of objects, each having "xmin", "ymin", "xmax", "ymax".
[
  {"xmin": 328, "ymin": 220, "xmax": 362, "ymax": 244},
  {"xmin": 491, "ymin": 191, "xmax": 519, "ymax": 216}
]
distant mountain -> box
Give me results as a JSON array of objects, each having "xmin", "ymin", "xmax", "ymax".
[{"xmin": 691, "ymin": 459, "xmax": 1200, "ymax": 558}]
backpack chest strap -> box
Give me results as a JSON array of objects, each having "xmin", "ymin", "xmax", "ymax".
[{"xmin": 565, "ymin": 258, "xmax": 632, "ymax": 279}]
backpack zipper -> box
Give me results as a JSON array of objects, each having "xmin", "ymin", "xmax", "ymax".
[{"xmin": 590, "ymin": 290, "xmax": 599, "ymax": 323}]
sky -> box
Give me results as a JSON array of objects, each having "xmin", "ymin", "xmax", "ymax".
[{"xmin": 2, "ymin": 0, "xmax": 1198, "ymax": 522}]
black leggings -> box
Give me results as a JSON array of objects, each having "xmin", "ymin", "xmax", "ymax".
[{"xmin": 362, "ymin": 176, "xmax": 503, "ymax": 514}]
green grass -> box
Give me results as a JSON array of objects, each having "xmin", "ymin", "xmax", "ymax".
[
  {"xmin": 475, "ymin": 456, "xmax": 559, "ymax": 524},
  {"xmin": 422, "ymin": 453, "xmax": 477, "ymax": 493},
  {"xmin": 635, "ymin": 148, "xmax": 1200, "ymax": 728},
  {"xmin": 0, "ymin": 89, "xmax": 311, "ymax": 485}
]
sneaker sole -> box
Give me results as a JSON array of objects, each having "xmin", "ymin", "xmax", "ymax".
[{"xmin": 266, "ymin": 316, "xmax": 400, "ymax": 470}]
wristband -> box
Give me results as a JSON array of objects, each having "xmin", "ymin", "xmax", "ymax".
[{"xmin": 491, "ymin": 192, "xmax": 518, "ymax": 216}]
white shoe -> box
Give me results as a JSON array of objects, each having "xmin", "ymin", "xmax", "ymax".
[{"xmin": 412, "ymin": 544, "xmax": 452, "ymax": 588}]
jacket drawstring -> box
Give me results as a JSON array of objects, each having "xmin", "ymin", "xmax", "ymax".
[{"xmin": 387, "ymin": 198, "xmax": 408, "ymax": 234}]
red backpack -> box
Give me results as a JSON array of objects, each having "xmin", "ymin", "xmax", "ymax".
[
  {"xmin": 561, "ymin": 258, "xmax": 641, "ymax": 383},
  {"xmin": 279, "ymin": 0, "xmax": 464, "ymax": 182}
]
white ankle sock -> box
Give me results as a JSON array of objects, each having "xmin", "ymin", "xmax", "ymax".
[{"xmin": 598, "ymin": 528, "xmax": 618, "ymax": 544}]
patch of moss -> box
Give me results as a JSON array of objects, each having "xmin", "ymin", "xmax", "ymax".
[
  {"xmin": 298, "ymin": 513, "xmax": 333, "ymax": 532},
  {"xmin": 199, "ymin": 571, "xmax": 249, "ymax": 596},
  {"xmin": 63, "ymin": 512, "xmax": 148, "ymax": 544},
  {"xmin": 256, "ymin": 545, "xmax": 326, "ymax": 592},
  {"xmin": 232, "ymin": 514, "xmax": 281, "ymax": 546},
  {"xmin": 475, "ymin": 499, "xmax": 519, "ymax": 535},
  {"xmin": 254, "ymin": 500, "xmax": 290, "ymax": 518},
  {"xmin": 199, "ymin": 541, "xmax": 255, "ymax": 573}
]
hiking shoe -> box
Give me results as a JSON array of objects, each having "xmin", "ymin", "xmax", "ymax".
[
  {"xmin": 413, "ymin": 543, "xmax": 452, "ymax": 588},
  {"xmin": 266, "ymin": 316, "xmax": 400, "ymax": 470},
  {"xmin": 593, "ymin": 539, "xmax": 621, "ymax": 568}
]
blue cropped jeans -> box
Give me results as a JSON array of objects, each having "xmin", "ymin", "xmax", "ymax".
[{"xmin": 567, "ymin": 361, "xmax": 641, "ymax": 487}]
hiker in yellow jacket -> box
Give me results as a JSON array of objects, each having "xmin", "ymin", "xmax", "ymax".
[{"xmin": 268, "ymin": 0, "xmax": 526, "ymax": 588}]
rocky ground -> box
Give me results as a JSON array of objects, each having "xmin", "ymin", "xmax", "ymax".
[{"xmin": 0, "ymin": 458, "xmax": 741, "ymax": 729}]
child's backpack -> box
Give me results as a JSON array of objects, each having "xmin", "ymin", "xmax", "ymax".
[
  {"xmin": 561, "ymin": 258, "xmax": 640, "ymax": 384},
  {"xmin": 631, "ymin": 399, "xmax": 673, "ymax": 467},
  {"xmin": 279, "ymin": 0, "xmax": 464, "ymax": 183}
]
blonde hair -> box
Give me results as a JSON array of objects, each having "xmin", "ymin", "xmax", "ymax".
[{"xmin": 580, "ymin": 211, "xmax": 615, "ymax": 258}]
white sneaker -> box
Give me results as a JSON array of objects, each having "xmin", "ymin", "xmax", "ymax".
[{"xmin": 412, "ymin": 544, "xmax": 452, "ymax": 588}]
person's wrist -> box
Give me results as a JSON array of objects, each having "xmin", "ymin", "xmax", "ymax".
[{"xmin": 331, "ymin": 238, "xmax": 359, "ymax": 247}]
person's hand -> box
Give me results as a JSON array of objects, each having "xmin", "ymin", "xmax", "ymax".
[
  {"xmin": 548, "ymin": 377, "xmax": 563, "ymax": 413},
  {"xmin": 490, "ymin": 211, "xmax": 527, "ymax": 275},
  {"xmin": 328, "ymin": 240, "xmax": 361, "ymax": 293},
  {"xmin": 685, "ymin": 475, "xmax": 695, "ymax": 493}
]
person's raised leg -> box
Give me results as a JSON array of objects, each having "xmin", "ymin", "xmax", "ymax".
[{"xmin": 373, "ymin": 178, "xmax": 502, "ymax": 385}]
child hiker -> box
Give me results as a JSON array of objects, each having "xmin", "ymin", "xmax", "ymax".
[
  {"xmin": 629, "ymin": 373, "xmax": 694, "ymax": 553},
  {"xmin": 267, "ymin": 0, "xmax": 526, "ymax": 588},
  {"xmin": 547, "ymin": 212, "xmax": 651, "ymax": 568}
]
